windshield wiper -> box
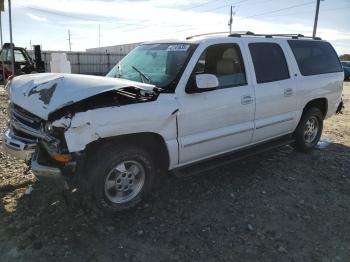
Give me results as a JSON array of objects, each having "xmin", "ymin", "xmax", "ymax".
[{"xmin": 132, "ymin": 66, "xmax": 151, "ymax": 84}]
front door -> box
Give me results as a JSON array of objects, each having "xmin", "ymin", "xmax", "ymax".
[{"xmin": 176, "ymin": 42, "xmax": 255, "ymax": 165}]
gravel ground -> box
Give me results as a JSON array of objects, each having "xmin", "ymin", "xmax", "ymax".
[{"xmin": 0, "ymin": 82, "xmax": 350, "ymax": 262}]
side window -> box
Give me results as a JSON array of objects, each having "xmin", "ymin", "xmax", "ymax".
[
  {"xmin": 14, "ymin": 50, "xmax": 26, "ymax": 63},
  {"xmin": 288, "ymin": 40, "xmax": 343, "ymax": 76},
  {"xmin": 249, "ymin": 43, "xmax": 290, "ymax": 84},
  {"xmin": 1, "ymin": 49, "xmax": 11, "ymax": 62},
  {"xmin": 194, "ymin": 44, "xmax": 247, "ymax": 88}
]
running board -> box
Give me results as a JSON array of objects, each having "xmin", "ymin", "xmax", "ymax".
[{"xmin": 172, "ymin": 136, "xmax": 295, "ymax": 178}]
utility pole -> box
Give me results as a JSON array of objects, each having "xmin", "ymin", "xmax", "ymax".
[
  {"xmin": 229, "ymin": 6, "xmax": 233, "ymax": 34},
  {"xmin": 228, "ymin": 6, "xmax": 236, "ymax": 34},
  {"xmin": 98, "ymin": 24, "xmax": 101, "ymax": 48},
  {"xmin": 312, "ymin": 0, "xmax": 321, "ymax": 37},
  {"xmin": 8, "ymin": 0, "xmax": 14, "ymax": 75},
  {"xmin": 98, "ymin": 24, "xmax": 101, "ymax": 74},
  {"xmin": 0, "ymin": 11, "xmax": 5, "ymax": 83},
  {"xmin": 67, "ymin": 29, "xmax": 72, "ymax": 51}
]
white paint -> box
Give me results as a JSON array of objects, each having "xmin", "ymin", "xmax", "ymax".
[
  {"xmin": 173, "ymin": 36, "xmax": 342, "ymax": 167},
  {"xmin": 52, "ymin": 116, "xmax": 72, "ymax": 129},
  {"xmin": 62, "ymin": 94, "xmax": 179, "ymax": 168},
  {"xmin": 7, "ymin": 36, "xmax": 344, "ymax": 171},
  {"xmin": 9, "ymin": 73, "xmax": 155, "ymax": 120}
]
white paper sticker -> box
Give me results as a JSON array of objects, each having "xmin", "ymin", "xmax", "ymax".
[{"xmin": 167, "ymin": 44, "xmax": 190, "ymax": 52}]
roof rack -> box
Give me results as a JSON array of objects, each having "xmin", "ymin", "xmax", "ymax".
[
  {"xmin": 186, "ymin": 31, "xmax": 262, "ymax": 40},
  {"xmin": 229, "ymin": 31, "xmax": 322, "ymax": 40},
  {"xmin": 186, "ymin": 31, "xmax": 322, "ymax": 40},
  {"xmin": 186, "ymin": 31, "xmax": 230, "ymax": 40}
]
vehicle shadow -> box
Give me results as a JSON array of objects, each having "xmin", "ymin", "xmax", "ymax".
[{"xmin": 1, "ymin": 141, "xmax": 350, "ymax": 261}]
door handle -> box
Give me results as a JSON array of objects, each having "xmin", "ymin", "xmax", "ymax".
[
  {"xmin": 241, "ymin": 94, "xmax": 254, "ymax": 105},
  {"xmin": 284, "ymin": 88, "xmax": 294, "ymax": 97}
]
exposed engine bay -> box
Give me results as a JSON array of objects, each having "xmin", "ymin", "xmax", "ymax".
[{"xmin": 48, "ymin": 86, "xmax": 160, "ymax": 121}]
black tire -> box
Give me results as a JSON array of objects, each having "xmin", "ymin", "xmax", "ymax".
[
  {"xmin": 84, "ymin": 144, "xmax": 156, "ymax": 215},
  {"xmin": 292, "ymin": 107, "xmax": 323, "ymax": 153}
]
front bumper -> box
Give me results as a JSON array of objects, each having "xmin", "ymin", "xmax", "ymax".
[
  {"xmin": 2, "ymin": 128, "xmax": 62, "ymax": 178},
  {"xmin": 31, "ymin": 148, "xmax": 62, "ymax": 178},
  {"xmin": 3, "ymin": 102, "xmax": 71, "ymax": 179},
  {"xmin": 2, "ymin": 129, "xmax": 36, "ymax": 160}
]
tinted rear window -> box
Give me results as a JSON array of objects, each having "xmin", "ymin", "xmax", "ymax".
[
  {"xmin": 249, "ymin": 43, "xmax": 290, "ymax": 84},
  {"xmin": 288, "ymin": 40, "xmax": 342, "ymax": 76}
]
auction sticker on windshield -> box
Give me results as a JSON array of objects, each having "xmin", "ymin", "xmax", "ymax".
[{"xmin": 167, "ymin": 44, "xmax": 190, "ymax": 51}]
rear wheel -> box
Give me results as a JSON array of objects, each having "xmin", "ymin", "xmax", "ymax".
[
  {"xmin": 85, "ymin": 144, "xmax": 156, "ymax": 215},
  {"xmin": 292, "ymin": 107, "xmax": 323, "ymax": 153}
]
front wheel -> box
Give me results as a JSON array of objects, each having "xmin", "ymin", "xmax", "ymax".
[
  {"xmin": 292, "ymin": 107, "xmax": 323, "ymax": 153},
  {"xmin": 85, "ymin": 144, "xmax": 156, "ymax": 215}
]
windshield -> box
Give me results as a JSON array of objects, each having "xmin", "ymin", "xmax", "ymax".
[
  {"xmin": 106, "ymin": 43, "xmax": 196, "ymax": 90},
  {"xmin": 341, "ymin": 61, "xmax": 350, "ymax": 67}
]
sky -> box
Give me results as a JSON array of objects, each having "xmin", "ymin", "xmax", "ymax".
[{"xmin": 0, "ymin": 0, "xmax": 349, "ymax": 54}]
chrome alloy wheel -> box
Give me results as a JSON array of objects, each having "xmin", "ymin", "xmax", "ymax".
[
  {"xmin": 104, "ymin": 160, "xmax": 146, "ymax": 204},
  {"xmin": 304, "ymin": 116, "xmax": 319, "ymax": 144}
]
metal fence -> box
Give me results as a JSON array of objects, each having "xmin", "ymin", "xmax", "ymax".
[{"xmin": 27, "ymin": 50, "xmax": 127, "ymax": 76}]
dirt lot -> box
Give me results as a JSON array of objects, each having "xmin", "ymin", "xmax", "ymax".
[{"xmin": 0, "ymin": 82, "xmax": 350, "ymax": 262}]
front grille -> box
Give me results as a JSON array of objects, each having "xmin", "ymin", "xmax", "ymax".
[
  {"xmin": 8, "ymin": 103, "xmax": 43, "ymax": 143},
  {"xmin": 11, "ymin": 128, "xmax": 37, "ymax": 143},
  {"xmin": 11, "ymin": 104, "xmax": 42, "ymax": 129}
]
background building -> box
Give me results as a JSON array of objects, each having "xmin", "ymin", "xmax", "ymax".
[{"xmin": 86, "ymin": 42, "xmax": 141, "ymax": 54}]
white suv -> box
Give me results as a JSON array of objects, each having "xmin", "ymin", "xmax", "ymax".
[{"xmin": 3, "ymin": 32, "xmax": 344, "ymax": 214}]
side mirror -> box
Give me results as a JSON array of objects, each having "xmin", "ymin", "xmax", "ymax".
[{"xmin": 195, "ymin": 74, "xmax": 219, "ymax": 92}]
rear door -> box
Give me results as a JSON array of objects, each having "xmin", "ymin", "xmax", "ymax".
[{"xmin": 246, "ymin": 40, "xmax": 298, "ymax": 142}]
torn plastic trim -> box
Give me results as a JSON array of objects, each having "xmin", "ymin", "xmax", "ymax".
[{"xmin": 52, "ymin": 116, "xmax": 72, "ymax": 130}]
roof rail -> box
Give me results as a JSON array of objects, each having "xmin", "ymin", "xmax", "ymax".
[
  {"xmin": 229, "ymin": 32, "xmax": 322, "ymax": 40},
  {"xmin": 186, "ymin": 31, "xmax": 260, "ymax": 40},
  {"xmin": 185, "ymin": 31, "xmax": 322, "ymax": 41},
  {"xmin": 186, "ymin": 31, "xmax": 230, "ymax": 40}
]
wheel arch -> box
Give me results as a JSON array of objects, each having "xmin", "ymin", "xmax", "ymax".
[
  {"xmin": 303, "ymin": 97, "xmax": 328, "ymax": 119},
  {"xmin": 85, "ymin": 132, "xmax": 170, "ymax": 171}
]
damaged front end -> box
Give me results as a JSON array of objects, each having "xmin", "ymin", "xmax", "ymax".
[
  {"xmin": 3, "ymin": 103, "xmax": 81, "ymax": 179},
  {"xmin": 3, "ymin": 73, "xmax": 161, "ymax": 179}
]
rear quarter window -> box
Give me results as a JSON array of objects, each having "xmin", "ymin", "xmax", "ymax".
[{"xmin": 288, "ymin": 40, "xmax": 342, "ymax": 76}]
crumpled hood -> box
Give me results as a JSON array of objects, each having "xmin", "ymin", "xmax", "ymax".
[{"xmin": 9, "ymin": 73, "xmax": 155, "ymax": 120}]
